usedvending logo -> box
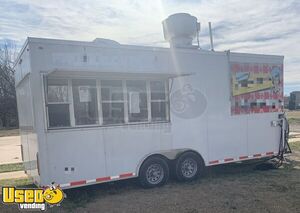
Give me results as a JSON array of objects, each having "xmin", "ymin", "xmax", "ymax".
[{"xmin": 1, "ymin": 183, "xmax": 65, "ymax": 211}]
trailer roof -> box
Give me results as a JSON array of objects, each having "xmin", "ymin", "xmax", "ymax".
[{"xmin": 14, "ymin": 37, "xmax": 283, "ymax": 68}]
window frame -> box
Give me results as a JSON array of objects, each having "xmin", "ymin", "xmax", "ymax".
[
  {"xmin": 71, "ymin": 79, "xmax": 100, "ymax": 126},
  {"xmin": 45, "ymin": 78, "xmax": 73, "ymax": 128},
  {"xmin": 149, "ymin": 80, "xmax": 170, "ymax": 122},
  {"xmin": 44, "ymin": 77, "xmax": 170, "ymax": 130},
  {"xmin": 126, "ymin": 80, "xmax": 148, "ymax": 123},
  {"xmin": 100, "ymin": 79, "xmax": 126, "ymax": 125}
]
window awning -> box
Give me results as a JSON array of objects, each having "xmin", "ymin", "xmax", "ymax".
[{"xmin": 41, "ymin": 69, "xmax": 193, "ymax": 79}]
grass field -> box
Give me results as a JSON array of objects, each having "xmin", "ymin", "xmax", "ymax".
[
  {"xmin": 287, "ymin": 110, "xmax": 300, "ymax": 124},
  {"xmin": 287, "ymin": 110, "xmax": 300, "ymax": 119},
  {"xmin": 0, "ymin": 163, "xmax": 24, "ymax": 173},
  {"xmin": 0, "ymin": 177, "xmax": 33, "ymax": 188},
  {"xmin": 0, "ymin": 129, "xmax": 19, "ymax": 137},
  {"xmin": 286, "ymin": 110, "xmax": 300, "ymax": 132}
]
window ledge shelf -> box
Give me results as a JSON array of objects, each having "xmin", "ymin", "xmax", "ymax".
[{"xmin": 46, "ymin": 121, "xmax": 171, "ymax": 133}]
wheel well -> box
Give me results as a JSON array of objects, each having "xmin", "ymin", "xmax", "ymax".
[
  {"xmin": 175, "ymin": 150, "xmax": 205, "ymax": 165},
  {"xmin": 137, "ymin": 154, "xmax": 170, "ymax": 176},
  {"xmin": 137, "ymin": 150, "xmax": 205, "ymax": 176}
]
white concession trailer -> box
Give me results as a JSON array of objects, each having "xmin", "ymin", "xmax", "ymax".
[{"xmin": 14, "ymin": 13, "xmax": 290, "ymax": 189}]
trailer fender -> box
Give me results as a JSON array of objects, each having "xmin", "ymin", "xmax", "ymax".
[{"xmin": 136, "ymin": 149, "xmax": 204, "ymax": 176}]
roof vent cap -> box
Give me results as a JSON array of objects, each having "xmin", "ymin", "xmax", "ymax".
[
  {"xmin": 162, "ymin": 13, "xmax": 200, "ymax": 49},
  {"xmin": 92, "ymin": 38, "xmax": 120, "ymax": 47}
]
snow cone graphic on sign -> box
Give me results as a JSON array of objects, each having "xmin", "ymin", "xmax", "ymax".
[{"xmin": 171, "ymin": 84, "xmax": 207, "ymax": 119}]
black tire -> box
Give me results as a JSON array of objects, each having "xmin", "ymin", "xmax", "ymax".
[
  {"xmin": 139, "ymin": 156, "xmax": 170, "ymax": 188},
  {"xmin": 175, "ymin": 152, "xmax": 204, "ymax": 182}
]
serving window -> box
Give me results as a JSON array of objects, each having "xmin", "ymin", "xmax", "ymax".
[{"xmin": 45, "ymin": 77, "xmax": 170, "ymax": 129}]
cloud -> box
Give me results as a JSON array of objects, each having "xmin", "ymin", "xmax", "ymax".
[{"xmin": 0, "ymin": 0, "xmax": 299, "ymax": 94}]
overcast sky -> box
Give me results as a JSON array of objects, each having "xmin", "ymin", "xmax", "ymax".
[{"xmin": 0, "ymin": 0, "xmax": 299, "ymax": 95}]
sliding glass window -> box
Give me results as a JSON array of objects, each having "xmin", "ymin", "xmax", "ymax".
[
  {"xmin": 150, "ymin": 81, "xmax": 169, "ymax": 122},
  {"xmin": 46, "ymin": 78, "xmax": 169, "ymax": 129},
  {"xmin": 101, "ymin": 80, "xmax": 125, "ymax": 125},
  {"xmin": 46, "ymin": 79, "xmax": 70, "ymax": 128},
  {"xmin": 72, "ymin": 79, "xmax": 99, "ymax": 125},
  {"xmin": 126, "ymin": 80, "xmax": 148, "ymax": 122}
]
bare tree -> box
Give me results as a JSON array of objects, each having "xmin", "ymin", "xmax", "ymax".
[{"xmin": 0, "ymin": 43, "xmax": 18, "ymax": 128}]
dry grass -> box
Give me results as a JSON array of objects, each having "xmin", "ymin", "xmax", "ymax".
[
  {"xmin": 0, "ymin": 163, "xmax": 24, "ymax": 173},
  {"xmin": 286, "ymin": 111, "xmax": 300, "ymax": 132},
  {"xmin": 0, "ymin": 129, "xmax": 19, "ymax": 137},
  {"xmin": 286, "ymin": 110, "xmax": 300, "ymax": 119},
  {"xmin": 287, "ymin": 110, "xmax": 300, "ymax": 124},
  {"xmin": 0, "ymin": 177, "xmax": 33, "ymax": 188}
]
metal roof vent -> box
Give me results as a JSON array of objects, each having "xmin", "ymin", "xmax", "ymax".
[
  {"xmin": 92, "ymin": 38, "xmax": 120, "ymax": 47},
  {"xmin": 162, "ymin": 13, "xmax": 200, "ymax": 49}
]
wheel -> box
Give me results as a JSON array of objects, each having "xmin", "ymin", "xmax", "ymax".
[
  {"xmin": 139, "ymin": 156, "xmax": 169, "ymax": 188},
  {"xmin": 175, "ymin": 152, "xmax": 204, "ymax": 182}
]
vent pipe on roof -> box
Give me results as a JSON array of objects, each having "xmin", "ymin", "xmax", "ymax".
[
  {"xmin": 208, "ymin": 22, "xmax": 214, "ymax": 51},
  {"xmin": 162, "ymin": 13, "xmax": 200, "ymax": 49}
]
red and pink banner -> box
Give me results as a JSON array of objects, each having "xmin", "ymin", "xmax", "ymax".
[{"xmin": 231, "ymin": 62, "xmax": 283, "ymax": 115}]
